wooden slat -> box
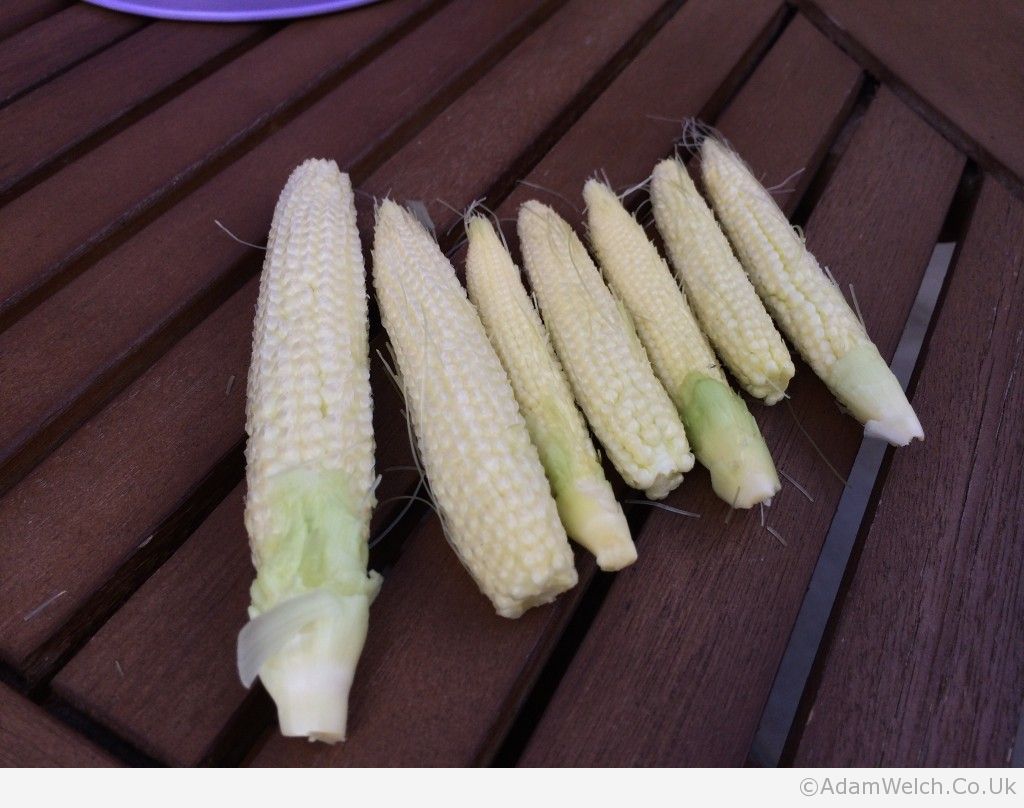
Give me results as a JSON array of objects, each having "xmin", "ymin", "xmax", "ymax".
[
  {"xmin": 250, "ymin": 0, "xmax": 784, "ymax": 766},
  {"xmin": 0, "ymin": 0, "xmax": 543, "ymax": 504},
  {"xmin": 0, "ymin": 0, "xmax": 69, "ymax": 42},
  {"xmin": 518, "ymin": 87, "xmax": 963, "ymax": 766},
  {"xmin": 0, "ymin": 4, "xmax": 143, "ymax": 107},
  {"xmin": 793, "ymin": 178, "xmax": 1024, "ymax": 767},
  {"xmin": 54, "ymin": 485, "xmax": 253, "ymax": 766},
  {"xmin": 0, "ymin": 0, "xmax": 436, "ymax": 323},
  {"xmin": 0, "ymin": 20, "xmax": 262, "ymax": 196},
  {"xmin": 359, "ymin": 0, "xmax": 668, "ymax": 229},
  {"xmin": 798, "ymin": 0, "xmax": 1024, "ymax": 195},
  {"xmin": 49, "ymin": 0, "xmax": 673, "ymax": 764},
  {"xmin": 0, "ymin": 683, "xmax": 116, "ymax": 766}
]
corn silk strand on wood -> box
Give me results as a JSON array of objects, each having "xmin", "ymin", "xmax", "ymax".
[
  {"xmin": 238, "ymin": 159, "xmax": 380, "ymax": 744},
  {"xmin": 651, "ymin": 157, "xmax": 794, "ymax": 404},
  {"xmin": 700, "ymin": 138, "xmax": 923, "ymax": 445},
  {"xmin": 372, "ymin": 200, "xmax": 577, "ymax": 618},
  {"xmin": 584, "ymin": 180, "xmax": 779, "ymax": 509},
  {"xmin": 465, "ymin": 215, "xmax": 636, "ymax": 570},
  {"xmin": 517, "ymin": 200, "xmax": 693, "ymax": 500}
]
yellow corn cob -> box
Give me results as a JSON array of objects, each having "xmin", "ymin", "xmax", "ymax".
[
  {"xmin": 701, "ymin": 138, "xmax": 923, "ymax": 445},
  {"xmin": 238, "ymin": 159, "xmax": 380, "ymax": 744},
  {"xmin": 651, "ymin": 157, "xmax": 795, "ymax": 404},
  {"xmin": 372, "ymin": 200, "xmax": 577, "ymax": 618},
  {"xmin": 517, "ymin": 200, "xmax": 693, "ymax": 500},
  {"xmin": 465, "ymin": 215, "xmax": 635, "ymax": 570},
  {"xmin": 584, "ymin": 179, "xmax": 779, "ymax": 508}
]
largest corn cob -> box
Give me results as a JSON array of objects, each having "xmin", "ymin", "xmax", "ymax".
[
  {"xmin": 372, "ymin": 200, "xmax": 577, "ymax": 618},
  {"xmin": 465, "ymin": 215, "xmax": 636, "ymax": 570},
  {"xmin": 701, "ymin": 138, "xmax": 923, "ymax": 445},
  {"xmin": 237, "ymin": 159, "xmax": 380, "ymax": 744},
  {"xmin": 584, "ymin": 179, "xmax": 779, "ymax": 509},
  {"xmin": 517, "ymin": 200, "xmax": 693, "ymax": 499}
]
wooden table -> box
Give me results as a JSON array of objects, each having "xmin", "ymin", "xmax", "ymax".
[{"xmin": 1, "ymin": 0, "xmax": 1022, "ymax": 767}]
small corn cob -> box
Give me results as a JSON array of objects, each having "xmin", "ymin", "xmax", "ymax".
[
  {"xmin": 584, "ymin": 179, "xmax": 779, "ymax": 509},
  {"xmin": 701, "ymin": 138, "xmax": 923, "ymax": 445},
  {"xmin": 238, "ymin": 159, "xmax": 380, "ymax": 744},
  {"xmin": 372, "ymin": 200, "xmax": 577, "ymax": 618},
  {"xmin": 517, "ymin": 200, "xmax": 693, "ymax": 500},
  {"xmin": 651, "ymin": 157, "xmax": 795, "ymax": 404},
  {"xmin": 465, "ymin": 215, "xmax": 636, "ymax": 570}
]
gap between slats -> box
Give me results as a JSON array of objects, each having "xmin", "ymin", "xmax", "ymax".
[
  {"xmin": 0, "ymin": 10, "xmax": 148, "ymax": 111},
  {"xmin": 794, "ymin": 2, "xmax": 1024, "ymax": 206}
]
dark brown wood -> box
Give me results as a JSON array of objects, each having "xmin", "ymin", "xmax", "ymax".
[
  {"xmin": 793, "ymin": 178, "xmax": 1024, "ymax": 767},
  {"xmin": 250, "ymin": 0, "xmax": 784, "ymax": 766},
  {"xmin": 53, "ymin": 485, "xmax": 253, "ymax": 766},
  {"xmin": 0, "ymin": 20, "xmax": 263, "ymax": 196},
  {"xmin": 798, "ymin": 0, "xmax": 1024, "ymax": 199},
  {"xmin": 360, "ymin": 0, "xmax": 671, "ymax": 232},
  {"xmin": 0, "ymin": 0, "xmax": 69, "ymax": 42},
  {"xmin": 0, "ymin": 683, "xmax": 115, "ymax": 766},
  {"xmin": 0, "ymin": 4, "xmax": 143, "ymax": 107},
  {"xmin": 48, "ymin": 0, "xmax": 677, "ymax": 763},
  {"xmin": 518, "ymin": 87, "xmax": 963, "ymax": 767},
  {"xmin": 0, "ymin": 0, "xmax": 548, "ymax": 672},
  {"xmin": 0, "ymin": 0, "xmax": 437, "ymax": 323}
]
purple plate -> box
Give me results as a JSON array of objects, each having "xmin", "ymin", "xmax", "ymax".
[{"xmin": 84, "ymin": 0, "xmax": 385, "ymax": 22}]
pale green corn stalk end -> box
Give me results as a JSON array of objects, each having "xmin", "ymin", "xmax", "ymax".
[
  {"xmin": 238, "ymin": 159, "xmax": 381, "ymax": 744},
  {"xmin": 465, "ymin": 215, "xmax": 636, "ymax": 569},
  {"xmin": 701, "ymin": 138, "xmax": 923, "ymax": 446},
  {"xmin": 584, "ymin": 179, "xmax": 779, "ymax": 509}
]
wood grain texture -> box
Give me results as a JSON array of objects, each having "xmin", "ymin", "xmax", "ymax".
[
  {"xmin": 0, "ymin": 20, "xmax": 262, "ymax": 196},
  {"xmin": 0, "ymin": 683, "xmax": 115, "ymax": 766},
  {"xmin": 798, "ymin": 0, "xmax": 1024, "ymax": 197},
  {"xmin": 0, "ymin": 0, "xmax": 69, "ymax": 42},
  {"xmin": 793, "ymin": 178, "xmax": 1024, "ymax": 767},
  {"xmin": 250, "ymin": 0, "xmax": 784, "ymax": 766},
  {"xmin": 0, "ymin": 0, "xmax": 545, "ymax": 669},
  {"xmin": 53, "ymin": 486, "xmax": 253, "ymax": 766},
  {"xmin": 361, "ymin": 0, "xmax": 668, "ymax": 231},
  {"xmin": 0, "ymin": 0, "xmax": 541, "ymax": 501},
  {"xmin": 518, "ymin": 87, "xmax": 962, "ymax": 767},
  {"xmin": 0, "ymin": 0, "xmax": 436, "ymax": 322},
  {"xmin": 48, "ymin": 0, "xmax": 675, "ymax": 764},
  {"xmin": 0, "ymin": 3, "xmax": 142, "ymax": 107}
]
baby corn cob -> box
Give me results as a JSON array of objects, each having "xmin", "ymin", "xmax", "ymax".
[
  {"xmin": 651, "ymin": 157, "xmax": 794, "ymax": 404},
  {"xmin": 372, "ymin": 200, "xmax": 577, "ymax": 618},
  {"xmin": 584, "ymin": 180, "xmax": 779, "ymax": 509},
  {"xmin": 465, "ymin": 215, "xmax": 636, "ymax": 570},
  {"xmin": 701, "ymin": 138, "xmax": 923, "ymax": 445},
  {"xmin": 517, "ymin": 200, "xmax": 693, "ymax": 500},
  {"xmin": 238, "ymin": 159, "xmax": 380, "ymax": 744}
]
